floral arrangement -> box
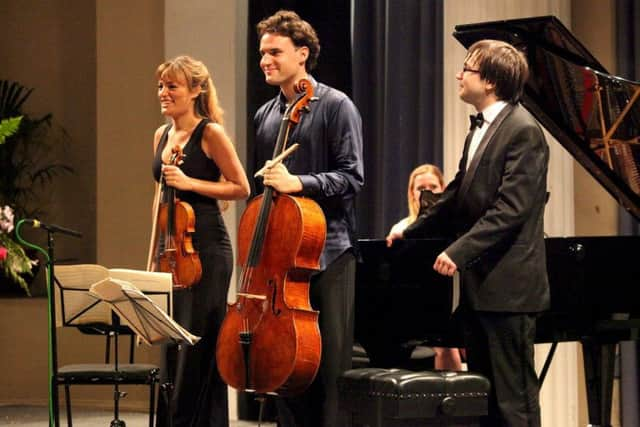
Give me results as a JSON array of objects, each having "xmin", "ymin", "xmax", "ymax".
[
  {"xmin": 0, "ymin": 205, "xmax": 36, "ymax": 295},
  {"xmin": 1, "ymin": 114, "xmax": 37, "ymax": 295}
]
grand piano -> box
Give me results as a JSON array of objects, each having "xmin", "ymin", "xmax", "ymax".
[{"xmin": 355, "ymin": 16, "xmax": 640, "ymax": 427}]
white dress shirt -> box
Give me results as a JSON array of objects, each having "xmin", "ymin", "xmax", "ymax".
[{"xmin": 466, "ymin": 100, "xmax": 508, "ymax": 170}]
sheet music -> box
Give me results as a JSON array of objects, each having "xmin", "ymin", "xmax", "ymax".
[
  {"xmin": 90, "ymin": 278, "xmax": 200, "ymax": 346},
  {"xmin": 55, "ymin": 264, "xmax": 199, "ymax": 346},
  {"xmin": 54, "ymin": 264, "xmax": 117, "ymax": 327},
  {"xmin": 109, "ymin": 268, "xmax": 173, "ymax": 317}
]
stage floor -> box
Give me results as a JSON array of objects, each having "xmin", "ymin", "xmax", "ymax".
[{"xmin": 0, "ymin": 405, "xmax": 275, "ymax": 426}]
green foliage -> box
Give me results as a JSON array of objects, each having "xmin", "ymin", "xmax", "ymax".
[{"xmin": 0, "ymin": 116, "xmax": 22, "ymax": 145}]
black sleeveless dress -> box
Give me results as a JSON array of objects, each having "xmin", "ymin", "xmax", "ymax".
[{"xmin": 153, "ymin": 118, "xmax": 232, "ymax": 427}]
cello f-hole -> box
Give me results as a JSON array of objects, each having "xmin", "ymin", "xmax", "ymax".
[{"xmin": 268, "ymin": 279, "xmax": 281, "ymax": 316}]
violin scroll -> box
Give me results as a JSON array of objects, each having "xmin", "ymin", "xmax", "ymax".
[{"xmin": 169, "ymin": 145, "xmax": 185, "ymax": 166}]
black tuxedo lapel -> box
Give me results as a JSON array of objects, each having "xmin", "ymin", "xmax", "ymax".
[
  {"xmin": 460, "ymin": 130, "xmax": 474, "ymax": 170},
  {"xmin": 457, "ymin": 104, "xmax": 515, "ymax": 204}
]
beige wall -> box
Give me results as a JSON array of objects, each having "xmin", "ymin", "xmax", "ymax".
[
  {"xmin": 0, "ymin": 0, "xmax": 98, "ymax": 294},
  {"xmin": 0, "ymin": 0, "xmax": 165, "ymax": 410},
  {"xmin": 0, "ymin": 0, "xmax": 248, "ymax": 413},
  {"xmin": 0, "ymin": 0, "xmax": 98, "ymax": 406},
  {"xmin": 96, "ymin": 1, "xmax": 164, "ymax": 268}
]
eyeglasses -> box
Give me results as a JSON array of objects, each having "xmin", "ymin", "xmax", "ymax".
[{"xmin": 462, "ymin": 66, "xmax": 480, "ymax": 74}]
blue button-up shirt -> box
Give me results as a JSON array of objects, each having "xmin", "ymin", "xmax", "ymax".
[{"xmin": 253, "ymin": 77, "xmax": 364, "ymax": 270}]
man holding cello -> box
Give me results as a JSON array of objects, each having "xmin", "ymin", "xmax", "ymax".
[{"xmin": 252, "ymin": 10, "xmax": 364, "ymax": 427}]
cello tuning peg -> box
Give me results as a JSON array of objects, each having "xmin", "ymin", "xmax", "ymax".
[{"xmin": 304, "ymin": 98, "xmax": 318, "ymax": 111}]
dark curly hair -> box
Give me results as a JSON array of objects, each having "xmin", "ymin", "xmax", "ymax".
[{"xmin": 256, "ymin": 10, "xmax": 321, "ymax": 71}]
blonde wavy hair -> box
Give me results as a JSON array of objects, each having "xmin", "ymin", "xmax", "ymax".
[
  {"xmin": 407, "ymin": 164, "xmax": 444, "ymax": 222},
  {"xmin": 156, "ymin": 55, "xmax": 224, "ymax": 124}
]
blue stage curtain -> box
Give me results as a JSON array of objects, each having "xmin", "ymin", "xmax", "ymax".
[{"xmin": 351, "ymin": 0, "xmax": 444, "ymax": 238}]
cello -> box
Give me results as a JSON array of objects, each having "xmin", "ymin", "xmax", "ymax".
[
  {"xmin": 216, "ymin": 79, "xmax": 325, "ymax": 396},
  {"xmin": 147, "ymin": 145, "xmax": 202, "ymax": 289}
]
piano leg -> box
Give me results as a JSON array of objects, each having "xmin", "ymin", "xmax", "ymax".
[{"xmin": 581, "ymin": 338, "xmax": 616, "ymax": 427}]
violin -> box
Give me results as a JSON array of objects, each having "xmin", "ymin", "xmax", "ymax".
[
  {"xmin": 148, "ymin": 145, "xmax": 202, "ymax": 289},
  {"xmin": 216, "ymin": 79, "xmax": 325, "ymax": 396}
]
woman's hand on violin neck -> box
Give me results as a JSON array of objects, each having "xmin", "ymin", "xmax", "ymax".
[
  {"xmin": 262, "ymin": 162, "xmax": 303, "ymax": 194},
  {"xmin": 162, "ymin": 164, "xmax": 194, "ymax": 191}
]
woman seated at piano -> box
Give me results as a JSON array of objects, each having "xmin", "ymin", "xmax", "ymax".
[{"xmin": 387, "ymin": 163, "xmax": 464, "ymax": 371}]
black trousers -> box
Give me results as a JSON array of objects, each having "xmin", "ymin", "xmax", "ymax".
[
  {"xmin": 461, "ymin": 310, "xmax": 541, "ymax": 427},
  {"xmin": 276, "ymin": 250, "xmax": 356, "ymax": 427}
]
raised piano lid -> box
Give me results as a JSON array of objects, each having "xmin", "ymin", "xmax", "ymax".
[{"xmin": 453, "ymin": 16, "xmax": 640, "ymax": 220}]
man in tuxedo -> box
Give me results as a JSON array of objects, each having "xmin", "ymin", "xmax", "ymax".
[{"xmin": 388, "ymin": 39, "xmax": 550, "ymax": 426}]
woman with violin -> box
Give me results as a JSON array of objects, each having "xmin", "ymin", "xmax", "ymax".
[
  {"xmin": 252, "ymin": 11, "xmax": 364, "ymax": 427},
  {"xmin": 151, "ymin": 55, "xmax": 250, "ymax": 427}
]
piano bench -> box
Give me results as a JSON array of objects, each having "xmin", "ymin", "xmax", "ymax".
[{"xmin": 338, "ymin": 368, "xmax": 490, "ymax": 426}]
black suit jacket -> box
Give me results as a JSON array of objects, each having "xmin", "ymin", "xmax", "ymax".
[{"xmin": 405, "ymin": 103, "xmax": 550, "ymax": 313}]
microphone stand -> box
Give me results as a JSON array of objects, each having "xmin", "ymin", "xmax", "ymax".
[
  {"xmin": 46, "ymin": 229, "xmax": 60, "ymax": 427},
  {"xmin": 13, "ymin": 219, "xmax": 60, "ymax": 426},
  {"xmin": 37, "ymin": 223, "xmax": 81, "ymax": 427}
]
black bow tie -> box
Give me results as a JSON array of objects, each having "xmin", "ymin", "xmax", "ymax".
[{"xmin": 469, "ymin": 112, "xmax": 485, "ymax": 130}]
